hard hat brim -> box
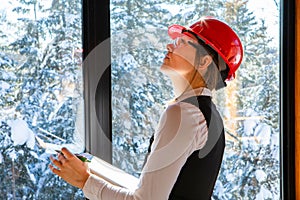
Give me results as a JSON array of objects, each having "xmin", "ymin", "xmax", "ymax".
[
  {"xmin": 168, "ymin": 24, "xmax": 206, "ymax": 42},
  {"xmin": 168, "ymin": 24, "xmax": 187, "ymax": 40}
]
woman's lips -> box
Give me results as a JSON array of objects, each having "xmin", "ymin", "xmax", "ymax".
[
  {"xmin": 165, "ymin": 53, "xmax": 171, "ymax": 59},
  {"xmin": 162, "ymin": 53, "xmax": 171, "ymax": 64}
]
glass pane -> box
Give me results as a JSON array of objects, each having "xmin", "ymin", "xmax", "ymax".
[
  {"xmin": 0, "ymin": 0, "xmax": 84, "ymax": 199},
  {"xmin": 111, "ymin": 0, "xmax": 280, "ymax": 198}
]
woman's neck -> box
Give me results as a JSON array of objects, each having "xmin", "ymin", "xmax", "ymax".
[
  {"xmin": 170, "ymin": 71, "xmax": 206, "ymax": 97},
  {"xmin": 169, "ymin": 75, "xmax": 191, "ymax": 97}
]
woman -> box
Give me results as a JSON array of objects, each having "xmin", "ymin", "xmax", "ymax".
[{"xmin": 49, "ymin": 16, "xmax": 243, "ymax": 199}]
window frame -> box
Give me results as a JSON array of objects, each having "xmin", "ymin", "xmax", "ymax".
[
  {"xmin": 280, "ymin": 0, "xmax": 296, "ymax": 199},
  {"xmin": 83, "ymin": 0, "xmax": 296, "ymax": 198},
  {"xmin": 83, "ymin": 0, "xmax": 112, "ymax": 163}
]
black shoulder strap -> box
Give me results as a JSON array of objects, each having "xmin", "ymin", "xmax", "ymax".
[
  {"xmin": 146, "ymin": 96, "xmax": 223, "ymax": 153},
  {"xmin": 182, "ymin": 95, "xmax": 224, "ymax": 158}
]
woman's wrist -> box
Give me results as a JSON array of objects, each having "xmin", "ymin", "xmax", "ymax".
[{"xmin": 79, "ymin": 170, "xmax": 91, "ymax": 189}]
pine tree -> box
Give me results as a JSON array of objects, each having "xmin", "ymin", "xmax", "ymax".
[
  {"xmin": 0, "ymin": 0, "xmax": 84, "ymax": 198},
  {"xmin": 212, "ymin": 1, "xmax": 280, "ymax": 199}
]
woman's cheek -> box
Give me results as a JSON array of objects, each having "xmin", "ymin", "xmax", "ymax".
[{"xmin": 173, "ymin": 48, "xmax": 197, "ymax": 67}]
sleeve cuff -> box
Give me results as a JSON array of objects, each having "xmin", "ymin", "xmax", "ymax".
[{"xmin": 82, "ymin": 174, "xmax": 107, "ymax": 200}]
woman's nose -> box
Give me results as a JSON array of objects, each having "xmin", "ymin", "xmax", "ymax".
[{"xmin": 167, "ymin": 43, "xmax": 174, "ymax": 52}]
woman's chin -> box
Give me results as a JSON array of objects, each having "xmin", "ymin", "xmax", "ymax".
[
  {"xmin": 160, "ymin": 64, "xmax": 182, "ymax": 77},
  {"xmin": 160, "ymin": 63, "xmax": 172, "ymax": 73}
]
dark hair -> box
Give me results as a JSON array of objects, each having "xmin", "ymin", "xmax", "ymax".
[{"xmin": 188, "ymin": 40, "xmax": 229, "ymax": 90}]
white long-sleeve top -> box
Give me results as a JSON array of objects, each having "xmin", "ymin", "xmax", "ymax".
[{"xmin": 82, "ymin": 88, "xmax": 211, "ymax": 200}]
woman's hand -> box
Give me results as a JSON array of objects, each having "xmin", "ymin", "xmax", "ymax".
[{"xmin": 49, "ymin": 147, "xmax": 91, "ymax": 189}]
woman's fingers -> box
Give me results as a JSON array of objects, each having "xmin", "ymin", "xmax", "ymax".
[
  {"xmin": 49, "ymin": 148, "xmax": 91, "ymax": 189},
  {"xmin": 49, "ymin": 164, "xmax": 61, "ymax": 175},
  {"xmin": 50, "ymin": 155, "xmax": 63, "ymax": 168},
  {"xmin": 61, "ymin": 147, "xmax": 75, "ymax": 159},
  {"xmin": 58, "ymin": 153, "xmax": 67, "ymax": 164}
]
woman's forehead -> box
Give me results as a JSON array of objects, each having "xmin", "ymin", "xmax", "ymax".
[{"xmin": 176, "ymin": 34, "xmax": 198, "ymax": 42}]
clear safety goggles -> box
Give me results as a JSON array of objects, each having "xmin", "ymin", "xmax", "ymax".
[{"xmin": 172, "ymin": 36, "xmax": 199, "ymax": 49}]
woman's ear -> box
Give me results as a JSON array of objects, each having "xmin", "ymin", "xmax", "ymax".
[
  {"xmin": 196, "ymin": 55, "xmax": 213, "ymax": 78},
  {"xmin": 198, "ymin": 55, "xmax": 212, "ymax": 70}
]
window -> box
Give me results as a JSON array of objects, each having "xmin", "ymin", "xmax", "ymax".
[
  {"xmin": 109, "ymin": 0, "xmax": 284, "ymax": 199},
  {"xmin": 0, "ymin": 0, "xmax": 84, "ymax": 199},
  {"xmin": 1, "ymin": 0, "xmax": 294, "ymax": 199}
]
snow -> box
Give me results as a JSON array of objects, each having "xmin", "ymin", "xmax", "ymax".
[
  {"xmin": 255, "ymin": 124, "xmax": 271, "ymax": 146},
  {"xmin": 213, "ymin": 180, "xmax": 224, "ymax": 198},
  {"xmin": 8, "ymin": 119, "xmax": 35, "ymax": 149},
  {"xmin": 243, "ymin": 109, "xmax": 259, "ymax": 135},
  {"xmin": 41, "ymin": 140, "xmax": 84, "ymax": 155},
  {"xmin": 0, "ymin": 81, "xmax": 10, "ymax": 96},
  {"xmin": 271, "ymin": 132, "xmax": 279, "ymax": 147},
  {"xmin": 122, "ymin": 54, "xmax": 137, "ymax": 70},
  {"xmin": 255, "ymin": 185, "xmax": 273, "ymax": 199},
  {"xmin": 272, "ymin": 147, "xmax": 280, "ymax": 161},
  {"xmin": 26, "ymin": 165, "xmax": 36, "ymax": 184},
  {"xmin": 247, "ymin": 0, "xmax": 279, "ymax": 47},
  {"xmin": 30, "ymin": 151, "xmax": 39, "ymax": 159},
  {"xmin": 1, "ymin": 71, "xmax": 17, "ymax": 80},
  {"xmin": 226, "ymin": 173, "xmax": 235, "ymax": 182},
  {"xmin": 0, "ymin": 153, "xmax": 3, "ymax": 163},
  {"xmin": 255, "ymin": 169, "xmax": 267, "ymax": 182},
  {"xmin": 156, "ymin": 3, "xmax": 181, "ymax": 16},
  {"xmin": 8, "ymin": 150, "xmax": 17, "ymax": 161}
]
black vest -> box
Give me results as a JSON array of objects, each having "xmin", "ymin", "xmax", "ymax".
[{"xmin": 146, "ymin": 96, "xmax": 225, "ymax": 200}]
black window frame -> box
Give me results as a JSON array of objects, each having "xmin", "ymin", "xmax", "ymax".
[
  {"xmin": 82, "ymin": 0, "xmax": 296, "ymax": 198},
  {"xmin": 280, "ymin": 0, "xmax": 296, "ymax": 199},
  {"xmin": 83, "ymin": 0, "xmax": 112, "ymax": 163}
]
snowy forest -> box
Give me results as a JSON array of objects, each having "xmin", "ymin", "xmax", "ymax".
[
  {"xmin": 111, "ymin": 0, "xmax": 280, "ymax": 199},
  {"xmin": 0, "ymin": 0, "xmax": 85, "ymax": 199},
  {"xmin": 0, "ymin": 0, "xmax": 280, "ymax": 199}
]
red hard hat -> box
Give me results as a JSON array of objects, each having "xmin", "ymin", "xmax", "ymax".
[{"xmin": 168, "ymin": 16, "xmax": 243, "ymax": 80}]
